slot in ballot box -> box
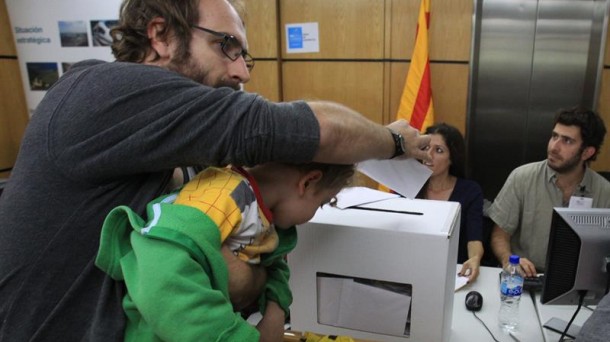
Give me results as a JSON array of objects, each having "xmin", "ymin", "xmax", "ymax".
[{"xmin": 288, "ymin": 197, "xmax": 460, "ymax": 342}]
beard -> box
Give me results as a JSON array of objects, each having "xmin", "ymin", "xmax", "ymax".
[
  {"xmin": 166, "ymin": 50, "xmax": 240, "ymax": 90},
  {"xmin": 547, "ymin": 151, "xmax": 583, "ymax": 174}
]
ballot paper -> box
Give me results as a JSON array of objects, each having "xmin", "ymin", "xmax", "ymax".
[
  {"xmin": 317, "ymin": 277, "xmax": 412, "ymax": 337},
  {"xmin": 357, "ymin": 158, "xmax": 431, "ymax": 199},
  {"xmin": 333, "ymin": 186, "xmax": 400, "ymax": 209}
]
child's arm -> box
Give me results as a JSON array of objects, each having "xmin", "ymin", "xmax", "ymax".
[
  {"xmin": 256, "ymin": 301, "xmax": 286, "ymax": 342},
  {"xmin": 221, "ymin": 245, "xmax": 268, "ymax": 310},
  {"xmin": 258, "ymin": 227, "xmax": 298, "ymax": 315},
  {"xmin": 125, "ymin": 232, "xmax": 259, "ymax": 341}
]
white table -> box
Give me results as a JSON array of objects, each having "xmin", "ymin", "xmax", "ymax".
[
  {"xmin": 451, "ymin": 266, "xmax": 545, "ymax": 342},
  {"xmin": 534, "ymin": 293, "xmax": 594, "ymax": 342},
  {"xmin": 285, "ymin": 265, "xmax": 593, "ymax": 341}
]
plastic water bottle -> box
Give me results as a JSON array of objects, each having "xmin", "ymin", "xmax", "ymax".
[{"xmin": 499, "ymin": 254, "xmax": 524, "ymax": 332}]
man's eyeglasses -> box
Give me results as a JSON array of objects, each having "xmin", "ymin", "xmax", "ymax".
[{"xmin": 191, "ymin": 25, "xmax": 254, "ymax": 71}]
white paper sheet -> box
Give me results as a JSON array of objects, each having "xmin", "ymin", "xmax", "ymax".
[
  {"xmin": 317, "ymin": 277, "xmax": 344, "ymax": 324},
  {"xmin": 333, "ymin": 186, "xmax": 400, "ymax": 209},
  {"xmin": 455, "ymin": 274, "xmax": 469, "ymax": 292},
  {"xmin": 317, "ymin": 277, "xmax": 411, "ymax": 336},
  {"xmin": 357, "ymin": 158, "xmax": 431, "ymax": 199},
  {"xmin": 337, "ymin": 279, "xmax": 411, "ymax": 336}
]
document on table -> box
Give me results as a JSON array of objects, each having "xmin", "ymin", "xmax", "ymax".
[{"xmin": 455, "ymin": 274, "xmax": 469, "ymax": 291}]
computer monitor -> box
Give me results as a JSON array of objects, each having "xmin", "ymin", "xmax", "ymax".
[{"xmin": 541, "ymin": 207, "xmax": 610, "ymax": 305}]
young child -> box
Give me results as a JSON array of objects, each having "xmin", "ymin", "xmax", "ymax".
[{"xmin": 95, "ymin": 162, "xmax": 354, "ymax": 341}]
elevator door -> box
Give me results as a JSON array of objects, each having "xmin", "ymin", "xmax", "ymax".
[{"xmin": 467, "ymin": 0, "xmax": 608, "ymax": 200}]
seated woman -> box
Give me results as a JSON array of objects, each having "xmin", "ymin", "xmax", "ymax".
[{"xmin": 416, "ymin": 123, "xmax": 484, "ymax": 282}]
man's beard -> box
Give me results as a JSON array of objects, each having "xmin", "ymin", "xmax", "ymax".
[
  {"xmin": 166, "ymin": 51, "xmax": 240, "ymax": 90},
  {"xmin": 547, "ymin": 151, "xmax": 583, "ymax": 174}
]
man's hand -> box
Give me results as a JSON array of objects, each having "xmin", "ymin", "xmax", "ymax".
[
  {"xmin": 518, "ymin": 258, "xmax": 537, "ymax": 278},
  {"xmin": 386, "ymin": 120, "xmax": 431, "ymax": 162},
  {"xmin": 490, "ymin": 225, "xmax": 538, "ymax": 277},
  {"xmin": 221, "ymin": 245, "xmax": 267, "ymax": 311}
]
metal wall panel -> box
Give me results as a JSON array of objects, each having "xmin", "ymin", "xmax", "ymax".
[
  {"xmin": 467, "ymin": 0, "xmax": 608, "ymax": 199},
  {"xmin": 526, "ymin": 0, "xmax": 597, "ymax": 162}
]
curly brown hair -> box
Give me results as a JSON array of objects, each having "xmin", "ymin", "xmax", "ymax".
[
  {"xmin": 111, "ymin": 0, "xmax": 245, "ymax": 64},
  {"xmin": 110, "ymin": 0, "xmax": 200, "ymax": 63}
]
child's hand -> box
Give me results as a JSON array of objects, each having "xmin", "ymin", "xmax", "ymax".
[{"xmin": 256, "ymin": 301, "xmax": 285, "ymax": 342}]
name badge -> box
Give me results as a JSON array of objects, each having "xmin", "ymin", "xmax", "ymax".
[{"xmin": 569, "ymin": 196, "xmax": 593, "ymax": 209}]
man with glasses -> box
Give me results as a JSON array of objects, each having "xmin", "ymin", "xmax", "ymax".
[
  {"xmin": 0, "ymin": 0, "xmax": 430, "ymax": 341},
  {"xmin": 191, "ymin": 25, "xmax": 255, "ymax": 71}
]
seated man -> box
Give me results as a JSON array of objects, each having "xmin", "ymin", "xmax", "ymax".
[{"xmin": 488, "ymin": 107, "xmax": 610, "ymax": 277}]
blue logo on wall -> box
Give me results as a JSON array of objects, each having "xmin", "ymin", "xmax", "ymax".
[{"xmin": 288, "ymin": 27, "xmax": 303, "ymax": 49}]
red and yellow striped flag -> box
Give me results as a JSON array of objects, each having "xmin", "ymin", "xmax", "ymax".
[{"xmin": 397, "ymin": 0, "xmax": 434, "ymax": 132}]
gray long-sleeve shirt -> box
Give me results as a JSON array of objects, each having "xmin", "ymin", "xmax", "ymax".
[{"xmin": 0, "ymin": 60, "xmax": 319, "ymax": 341}]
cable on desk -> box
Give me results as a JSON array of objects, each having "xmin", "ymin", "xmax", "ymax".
[
  {"xmin": 472, "ymin": 312, "xmax": 500, "ymax": 342},
  {"xmin": 605, "ymin": 256, "xmax": 610, "ymax": 294},
  {"xmin": 558, "ymin": 290, "xmax": 586, "ymax": 342}
]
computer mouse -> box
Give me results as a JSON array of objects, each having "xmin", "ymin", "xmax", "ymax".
[{"xmin": 465, "ymin": 290, "xmax": 483, "ymax": 311}]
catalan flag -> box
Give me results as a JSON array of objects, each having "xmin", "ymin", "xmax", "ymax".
[{"xmin": 397, "ymin": 0, "xmax": 434, "ymax": 132}]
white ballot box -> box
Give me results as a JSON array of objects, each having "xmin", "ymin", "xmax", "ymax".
[{"xmin": 288, "ymin": 197, "xmax": 460, "ymax": 342}]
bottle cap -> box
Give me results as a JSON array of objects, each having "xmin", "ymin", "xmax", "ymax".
[{"xmin": 509, "ymin": 254, "xmax": 520, "ymax": 264}]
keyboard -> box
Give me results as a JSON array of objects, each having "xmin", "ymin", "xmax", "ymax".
[{"xmin": 523, "ymin": 274, "xmax": 545, "ymax": 292}]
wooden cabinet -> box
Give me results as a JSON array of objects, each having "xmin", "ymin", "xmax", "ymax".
[{"xmin": 0, "ymin": 0, "xmax": 29, "ymax": 178}]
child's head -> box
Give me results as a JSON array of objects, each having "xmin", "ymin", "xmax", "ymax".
[
  {"xmin": 252, "ymin": 162, "xmax": 355, "ymax": 228},
  {"xmin": 292, "ymin": 162, "xmax": 355, "ymax": 195}
]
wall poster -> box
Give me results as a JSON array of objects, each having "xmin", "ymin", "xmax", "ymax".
[{"xmin": 6, "ymin": 0, "xmax": 122, "ymax": 115}]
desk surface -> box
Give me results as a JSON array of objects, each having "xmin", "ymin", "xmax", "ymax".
[
  {"xmin": 284, "ymin": 266, "xmax": 546, "ymax": 342},
  {"xmin": 451, "ymin": 266, "xmax": 544, "ymax": 342},
  {"xmin": 534, "ymin": 293, "xmax": 593, "ymax": 341},
  {"xmin": 284, "ymin": 266, "xmax": 594, "ymax": 342}
]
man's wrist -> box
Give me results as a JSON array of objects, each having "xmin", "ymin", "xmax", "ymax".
[
  {"xmin": 387, "ymin": 128, "xmax": 406, "ymax": 159},
  {"xmin": 501, "ymin": 253, "xmax": 512, "ymax": 266}
]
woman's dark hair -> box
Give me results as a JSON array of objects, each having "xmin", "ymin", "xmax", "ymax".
[
  {"xmin": 424, "ymin": 123, "xmax": 467, "ymax": 178},
  {"xmin": 554, "ymin": 107, "xmax": 607, "ymax": 162},
  {"xmin": 111, "ymin": 0, "xmax": 200, "ymax": 63}
]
